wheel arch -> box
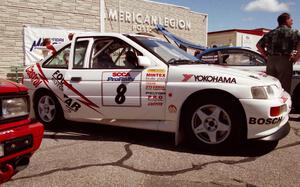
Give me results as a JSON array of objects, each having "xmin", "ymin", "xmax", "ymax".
[
  {"xmin": 32, "ymin": 88, "xmax": 65, "ymax": 119},
  {"xmin": 33, "ymin": 88, "xmax": 55, "ymax": 104},
  {"xmin": 177, "ymin": 89, "xmax": 248, "ymax": 143}
]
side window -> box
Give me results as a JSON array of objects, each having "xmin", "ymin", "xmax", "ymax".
[
  {"xmin": 43, "ymin": 45, "xmax": 70, "ymax": 68},
  {"xmin": 90, "ymin": 38, "xmax": 142, "ymax": 69},
  {"xmin": 223, "ymin": 50, "xmax": 266, "ymax": 66},
  {"xmin": 251, "ymin": 53, "xmax": 266, "ymax": 66},
  {"xmin": 73, "ymin": 41, "xmax": 89, "ymax": 69},
  {"xmin": 200, "ymin": 51, "xmax": 220, "ymax": 64}
]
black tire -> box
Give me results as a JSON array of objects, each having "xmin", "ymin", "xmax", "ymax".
[
  {"xmin": 292, "ymin": 86, "xmax": 300, "ymax": 112},
  {"xmin": 34, "ymin": 91, "xmax": 64, "ymax": 129},
  {"xmin": 182, "ymin": 95, "xmax": 245, "ymax": 150}
]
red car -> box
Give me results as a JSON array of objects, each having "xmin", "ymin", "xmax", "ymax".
[{"xmin": 0, "ymin": 79, "xmax": 43, "ymax": 184}]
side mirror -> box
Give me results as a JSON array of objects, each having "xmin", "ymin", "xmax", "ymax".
[{"xmin": 137, "ymin": 56, "xmax": 151, "ymax": 67}]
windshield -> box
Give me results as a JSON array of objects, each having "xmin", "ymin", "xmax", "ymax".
[{"xmin": 132, "ymin": 36, "xmax": 199, "ymax": 64}]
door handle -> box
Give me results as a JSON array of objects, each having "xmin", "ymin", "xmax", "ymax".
[{"xmin": 70, "ymin": 77, "xmax": 82, "ymax": 82}]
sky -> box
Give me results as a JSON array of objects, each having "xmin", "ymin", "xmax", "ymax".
[{"xmin": 152, "ymin": 0, "xmax": 300, "ymax": 32}]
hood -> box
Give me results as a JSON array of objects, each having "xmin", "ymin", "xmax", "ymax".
[
  {"xmin": 0, "ymin": 79, "xmax": 28, "ymax": 94},
  {"xmin": 171, "ymin": 64, "xmax": 281, "ymax": 87}
]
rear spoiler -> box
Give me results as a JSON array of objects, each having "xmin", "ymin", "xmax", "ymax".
[{"xmin": 154, "ymin": 24, "xmax": 206, "ymax": 51}]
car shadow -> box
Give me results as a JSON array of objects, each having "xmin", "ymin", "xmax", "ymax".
[{"xmin": 43, "ymin": 121, "xmax": 282, "ymax": 157}]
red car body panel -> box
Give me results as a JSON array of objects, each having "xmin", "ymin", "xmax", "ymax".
[
  {"xmin": 0, "ymin": 79, "xmax": 28, "ymax": 94},
  {"xmin": 0, "ymin": 79, "xmax": 44, "ymax": 184}
]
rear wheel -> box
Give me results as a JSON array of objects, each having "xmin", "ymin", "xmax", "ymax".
[
  {"xmin": 34, "ymin": 91, "xmax": 64, "ymax": 128},
  {"xmin": 182, "ymin": 95, "xmax": 245, "ymax": 150}
]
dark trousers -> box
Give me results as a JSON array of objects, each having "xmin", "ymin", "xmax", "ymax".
[{"xmin": 267, "ymin": 55, "xmax": 293, "ymax": 93}]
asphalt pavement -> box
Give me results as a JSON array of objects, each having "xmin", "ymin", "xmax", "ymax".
[{"xmin": 3, "ymin": 114, "xmax": 300, "ymax": 187}]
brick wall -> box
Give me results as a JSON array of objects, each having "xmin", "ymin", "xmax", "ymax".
[
  {"xmin": 0, "ymin": 0, "xmax": 100, "ymax": 77},
  {"xmin": 0, "ymin": 0, "xmax": 207, "ymax": 78}
]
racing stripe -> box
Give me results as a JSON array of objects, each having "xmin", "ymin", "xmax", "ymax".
[
  {"xmin": 62, "ymin": 80, "xmax": 100, "ymax": 108},
  {"xmin": 35, "ymin": 63, "xmax": 101, "ymax": 114},
  {"xmin": 62, "ymin": 80, "xmax": 102, "ymax": 114},
  {"xmin": 36, "ymin": 63, "xmax": 48, "ymax": 83},
  {"xmin": 35, "ymin": 64, "xmax": 63, "ymax": 102}
]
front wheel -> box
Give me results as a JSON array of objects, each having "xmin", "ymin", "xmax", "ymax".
[
  {"xmin": 182, "ymin": 96, "xmax": 245, "ymax": 150},
  {"xmin": 34, "ymin": 92, "xmax": 64, "ymax": 128}
]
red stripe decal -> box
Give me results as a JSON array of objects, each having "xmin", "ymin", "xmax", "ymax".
[
  {"xmin": 36, "ymin": 63, "xmax": 48, "ymax": 83},
  {"xmin": 35, "ymin": 63, "xmax": 101, "ymax": 114},
  {"xmin": 63, "ymin": 80, "xmax": 99, "ymax": 108},
  {"xmin": 77, "ymin": 99, "xmax": 102, "ymax": 114}
]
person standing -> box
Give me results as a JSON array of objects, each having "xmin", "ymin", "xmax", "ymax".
[{"xmin": 256, "ymin": 13, "xmax": 300, "ymax": 93}]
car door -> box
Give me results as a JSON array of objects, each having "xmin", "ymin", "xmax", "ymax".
[
  {"xmin": 62, "ymin": 38, "xmax": 102, "ymax": 120},
  {"xmin": 64, "ymin": 36, "xmax": 167, "ymax": 121}
]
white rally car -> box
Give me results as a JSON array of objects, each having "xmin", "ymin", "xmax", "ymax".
[{"xmin": 23, "ymin": 33, "xmax": 291, "ymax": 148}]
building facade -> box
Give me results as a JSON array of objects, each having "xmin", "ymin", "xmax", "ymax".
[
  {"xmin": 0, "ymin": 0, "xmax": 207, "ymax": 78},
  {"xmin": 208, "ymin": 28, "xmax": 270, "ymax": 50}
]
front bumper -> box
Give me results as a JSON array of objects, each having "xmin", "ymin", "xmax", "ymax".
[
  {"xmin": 0, "ymin": 120, "xmax": 44, "ymax": 183},
  {"xmin": 256, "ymin": 121, "xmax": 290, "ymax": 141},
  {"xmin": 240, "ymin": 91, "xmax": 291, "ymax": 140}
]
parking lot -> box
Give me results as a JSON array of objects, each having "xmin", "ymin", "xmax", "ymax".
[{"xmin": 4, "ymin": 114, "xmax": 300, "ymax": 187}]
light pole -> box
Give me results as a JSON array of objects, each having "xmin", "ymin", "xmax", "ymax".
[{"xmin": 100, "ymin": 0, "xmax": 105, "ymax": 32}]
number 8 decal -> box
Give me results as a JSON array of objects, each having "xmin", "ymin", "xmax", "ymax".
[{"xmin": 115, "ymin": 84, "xmax": 127, "ymax": 104}]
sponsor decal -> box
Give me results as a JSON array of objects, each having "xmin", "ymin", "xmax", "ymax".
[
  {"xmin": 148, "ymin": 95, "xmax": 164, "ymax": 101},
  {"xmin": 146, "ymin": 72, "xmax": 166, "ymax": 81},
  {"xmin": 145, "ymin": 82, "xmax": 165, "ymax": 107},
  {"xmin": 107, "ymin": 72, "xmax": 135, "ymax": 81},
  {"xmin": 194, "ymin": 75, "xmax": 237, "ymax": 84},
  {"xmin": 52, "ymin": 70, "xmax": 65, "ymax": 91},
  {"xmin": 182, "ymin": 74, "xmax": 236, "ymax": 84},
  {"xmin": 146, "ymin": 86, "xmax": 165, "ymax": 106},
  {"xmin": 146, "ymin": 91, "xmax": 165, "ymax": 95},
  {"xmin": 168, "ymin": 105, "xmax": 177, "ymax": 113},
  {"xmin": 148, "ymin": 102, "xmax": 163, "ymax": 106},
  {"xmin": 249, "ymin": 117, "xmax": 282, "ymax": 125},
  {"xmin": 64, "ymin": 94, "xmax": 81, "ymax": 113},
  {"xmin": 146, "ymin": 82, "xmax": 166, "ymax": 91},
  {"xmin": 147, "ymin": 91, "xmax": 164, "ymax": 106},
  {"xmin": 146, "ymin": 69, "xmax": 165, "ymax": 73},
  {"xmin": 182, "ymin": 74, "xmax": 193, "ymax": 82},
  {"xmin": 26, "ymin": 65, "xmax": 42, "ymax": 87}
]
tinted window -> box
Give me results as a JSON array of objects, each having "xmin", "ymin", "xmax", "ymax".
[
  {"xmin": 73, "ymin": 41, "xmax": 89, "ymax": 69},
  {"xmin": 90, "ymin": 38, "xmax": 142, "ymax": 69},
  {"xmin": 43, "ymin": 45, "xmax": 70, "ymax": 69},
  {"xmin": 200, "ymin": 49, "xmax": 266, "ymax": 66}
]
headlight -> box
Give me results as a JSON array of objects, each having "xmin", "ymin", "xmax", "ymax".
[
  {"xmin": 251, "ymin": 85, "xmax": 276, "ymax": 99},
  {"xmin": 1, "ymin": 97, "xmax": 29, "ymax": 119}
]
